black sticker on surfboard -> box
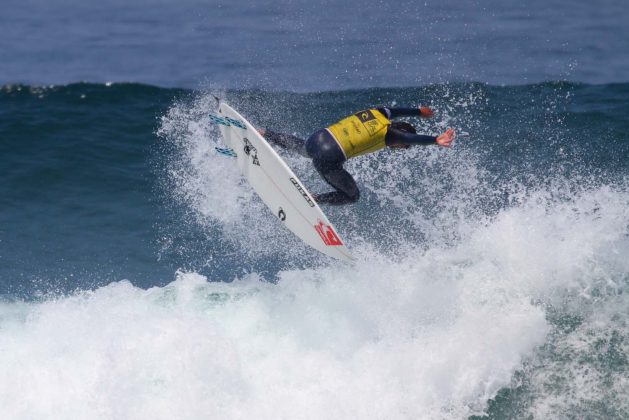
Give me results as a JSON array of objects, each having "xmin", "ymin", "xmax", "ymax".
[
  {"xmin": 290, "ymin": 177, "xmax": 315, "ymax": 207},
  {"xmin": 242, "ymin": 138, "xmax": 260, "ymax": 166}
]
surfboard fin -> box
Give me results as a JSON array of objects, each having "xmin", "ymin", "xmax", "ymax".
[{"xmin": 215, "ymin": 147, "xmax": 237, "ymax": 157}]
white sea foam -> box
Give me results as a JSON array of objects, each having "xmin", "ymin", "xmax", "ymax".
[
  {"xmin": 2, "ymin": 182, "xmax": 627, "ymax": 419},
  {"xmin": 0, "ymin": 269, "xmax": 545, "ymax": 419}
]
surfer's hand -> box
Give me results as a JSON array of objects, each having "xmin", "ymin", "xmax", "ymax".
[
  {"xmin": 419, "ymin": 106, "xmax": 434, "ymax": 118},
  {"xmin": 436, "ymin": 128, "xmax": 456, "ymax": 147}
]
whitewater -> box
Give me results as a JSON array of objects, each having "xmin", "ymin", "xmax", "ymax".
[{"xmin": 1, "ymin": 185, "xmax": 626, "ymax": 419}]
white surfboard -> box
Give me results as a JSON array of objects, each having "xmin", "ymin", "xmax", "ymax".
[{"xmin": 210, "ymin": 101, "xmax": 354, "ymax": 262}]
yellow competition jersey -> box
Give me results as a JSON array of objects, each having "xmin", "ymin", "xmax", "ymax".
[{"xmin": 326, "ymin": 109, "xmax": 391, "ymax": 158}]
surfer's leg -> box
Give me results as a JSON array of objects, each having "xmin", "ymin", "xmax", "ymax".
[
  {"xmin": 305, "ymin": 129, "xmax": 357, "ymax": 205},
  {"xmin": 305, "ymin": 129, "xmax": 346, "ymax": 162},
  {"xmin": 262, "ymin": 130, "xmax": 309, "ymax": 157},
  {"xmin": 312, "ymin": 160, "xmax": 360, "ymax": 205}
]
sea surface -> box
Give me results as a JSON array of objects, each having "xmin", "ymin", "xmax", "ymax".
[
  {"xmin": 2, "ymin": 0, "xmax": 629, "ymax": 90},
  {"xmin": 1, "ymin": 1, "xmax": 628, "ymax": 419}
]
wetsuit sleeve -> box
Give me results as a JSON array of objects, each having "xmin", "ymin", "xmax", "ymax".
[
  {"xmin": 385, "ymin": 128, "xmax": 436, "ymax": 146},
  {"xmin": 377, "ymin": 107, "xmax": 424, "ymax": 119}
]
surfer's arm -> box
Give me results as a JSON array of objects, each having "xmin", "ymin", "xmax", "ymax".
[
  {"xmin": 377, "ymin": 107, "xmax": 434, "ymax": 119},
  {"xmin": 386, "ymin": 127, "xmax": 455, "ymax": 147},
  {"xmin": 385, "ymin": 129, "xmax": 436, "ymax": 146}
]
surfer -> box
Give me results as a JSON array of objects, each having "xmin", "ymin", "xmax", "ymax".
[{"xmin": 259, "ymin": 106, "xmax": 456, "ymax": 205}]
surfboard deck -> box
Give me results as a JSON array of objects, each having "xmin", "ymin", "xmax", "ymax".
[{"xmin": 210, "ymin": 101, "xmax": 354, "ymax": 262}]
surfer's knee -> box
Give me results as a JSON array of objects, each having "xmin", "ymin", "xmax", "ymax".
[
  {"xmin": 346, "ymin": 184, "xmax": 360, "ymax": 203},
  {"xmin": 346, "ymin": 188, "xmax": 360, "ymax": 203}
]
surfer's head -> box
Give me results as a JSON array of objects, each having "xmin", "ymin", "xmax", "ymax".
[{"xmin": 388, "ymin": 121, "xmax": 416, "ymax": 149}]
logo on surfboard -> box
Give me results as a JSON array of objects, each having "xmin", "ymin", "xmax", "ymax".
[
  {"xmin": 243, "ymin": 138, "xmax": 260, "ymax": 166},
  {"xmin": 290, "ymin": 178, "xmax": 315, "ymax": 208},
  {"xmin": 314, "ymin": 220, "xmax": 343, "ymax": 246}
]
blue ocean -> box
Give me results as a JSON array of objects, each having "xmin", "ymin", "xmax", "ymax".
[{"xmin": 1, "ymin": 1, "xmax": 628, "ymax": 419}]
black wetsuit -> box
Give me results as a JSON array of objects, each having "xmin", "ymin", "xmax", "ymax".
[{"xmin": 264, "ymin": 107, "xmax": 437, "ymax": 205}]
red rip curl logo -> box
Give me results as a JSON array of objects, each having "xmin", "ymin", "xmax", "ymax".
[{"xmin": 314, "ymin": 220, "xmax": 343, "ymax": 246}]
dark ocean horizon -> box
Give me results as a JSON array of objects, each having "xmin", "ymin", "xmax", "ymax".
[{"xmin": 2, "ymin": 0, "xmax": 629, "ymax": 90}]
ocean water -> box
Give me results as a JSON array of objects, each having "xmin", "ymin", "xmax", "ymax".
[
  {"xmin": 1, "ymin": 1, "xmax": 629, "ymax": 419},
  {"xmin": 2, "ymin": 0, "xmax": 629, "ymax": 89}
]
